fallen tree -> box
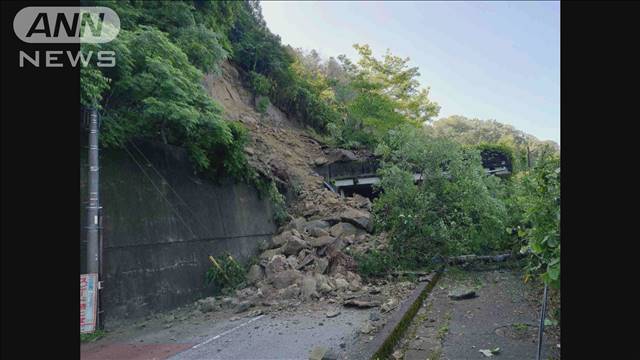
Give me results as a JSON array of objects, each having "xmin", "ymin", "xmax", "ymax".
[{"xmin": 446, "ymin": 252, "xmax": 528, "ymax": 265}]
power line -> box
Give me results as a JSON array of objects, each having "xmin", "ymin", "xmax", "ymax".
[
  {"xmin": 122, "ymin": 144, "xmax": 199, "ymax": 240},
  {"xmin": 128, "ymin": 140, "xmax": 214, "ymax": 236}
]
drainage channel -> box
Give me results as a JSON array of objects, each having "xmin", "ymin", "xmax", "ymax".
[{"xmin": 362, "ymin": 270, "xmax": 443, "ymax": 360}]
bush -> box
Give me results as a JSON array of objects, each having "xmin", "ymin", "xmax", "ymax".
[
  {"xmin": 253, "ymin": 176, "xmax": 289, "ymax": 227},
  {"xmin": 371, "ymin": 126, "xmax": 510, "ymax": 271},
  {"xmin": 515, "ymin": 153, "xmax": 560, "ymax": 288},
  {"xmin": 206, "ymin": 253, "xmax": 246, "ymax": 294},
  {"xmin": 249, "ymin": 71, "xmax": 272, "ymax": 96},
  {"xmin": 256, "ymin": 96, "xmax": 270, "ymax": 114},
  {"xmin": 355, "ymin": 250, "xmax": 395, "ymax": 278}
]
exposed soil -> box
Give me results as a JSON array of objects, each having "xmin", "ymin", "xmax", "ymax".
[{"xmin": 204, "ymin": 61, "xmax": 327, "ymax": 208}]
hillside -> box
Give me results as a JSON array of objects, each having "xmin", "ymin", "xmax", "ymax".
[
  {"xmin": 429, "ymin": 115, "xmax": 559, "ymax": 171},
  {"xmin": 203, "ymin": 59, "xmax": 397, "ymax": 307},
  {"xmin": 79, "ymin": 0, "xmax": 559, "ymax": 344},
  {"xmin": 204, "ymin": 60, "xmax": 366, "ymax": 221}
]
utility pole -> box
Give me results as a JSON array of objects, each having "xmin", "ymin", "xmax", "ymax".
[
  {"xmin": 85, "ymin": 108, "xmax": 102, "ymax": 329},
  {"xmin": 86, "ymin": 108, "xmax": 100, "ymax": 275},
  {"xmin": 536, "ymin": 283, "xmax": 549, "ymax": 360}
]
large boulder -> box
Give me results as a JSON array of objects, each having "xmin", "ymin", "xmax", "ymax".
[
  {"xmin": 308, "ymin": 235, "xmax": 336, "ymax": 248},
  {"xmin": 328, "ymin": 149, "xmax": 358, "ymax": 162},
  {"xmin": 265, "ymin": 255, "xmax": 288, "ymax": 278},
  {"xmin": 269, "ymin": 158, "xmax": 290, "ymax": 183},
  {"xmin": 279, "ymin": 284, "xmax": 301, "ymax": 299},
  {"xmin": 284, "ymin": 217, "xmax": 306, "ymax": 233},
  {"xmin": 308, "ymin": 227, "xmax": 329, "ymax": 238},
  {"xmin": 340, "ymin": 208, "xmax": 373, "ymax": 233},
  {"xmin": 246, "ymin": 264, "xmax": 265, "ymax": 285},
  {"xmin": 259, "ymin": 246, "xmax": 284, "ymax": 260},
  {"xmin": 282, "ymin": 236, "xmax": 308, "ymax": 256},
  {"xmin": 296, "ymin": 251, "xmax": 315, "ymax": 270},
  {"xmin": 329, "ymin": 222, "xmax": 360, "ymax": 238},
  {"xmin": 314, "ymin": 156, "xmax": 329, "ymax": 166},
  {"xmin": 314, "ymin": 257, "xmax": 329, "ymax": 274},
  {"xmin": 286, "ymin": 255, "xmax": 299, "ymax": 269},
  {"xmin": 314, "ymin": 274, "xmax": 333, "ymax": 294},
  {"xmin": 347, "ymin": 194, "xmax": 372, "ymax": 211},
  {"xmin": 303, "ymin": 219, "xmax": 331, "ymax": 233},
  {"xmin": 345, "ymin": 271, "xmax": 362, "ymax": 285},
  {"xmin": 197, "ymin": 297, "xmax": 220, "ymax": 313},
  {"xmin": 334, "ymin": 278, "xmax": 350, "ymax": 291},
  {"xmin": 269, "ymin": 231, "xmax": 292, "ymax": 248},
  {"xmin": 271, "ymin": 270, "xmax": 303, "ymax": 289}
]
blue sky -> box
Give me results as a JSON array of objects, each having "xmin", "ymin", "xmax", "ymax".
[{"xmin": 261, "ymin": 1, "xmax": 560, "ymax": 143}]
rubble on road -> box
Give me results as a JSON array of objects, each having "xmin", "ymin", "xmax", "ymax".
[
  {"xmin": 448, "ymin": 288, "xmax": 477, "ymax": 300},
  {"xmin": 201, "ymin": 62, "xmax": 419, "ymax": 317}
]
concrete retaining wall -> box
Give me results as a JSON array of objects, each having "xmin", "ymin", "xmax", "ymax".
[{"xmin": 80, "ymin": 136, "xmax": 276, "ymax": 327}]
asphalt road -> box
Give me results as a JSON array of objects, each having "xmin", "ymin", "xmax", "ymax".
[
  {"xmin": 395, "ymin": 269, "xmax": 560, "ymax": 360},
  {"xmin": 170, "ymin": 305, "xmax": 370, "ymax": 360},
  {"xmin": 82, "ymin": 301, "xmax": 373, "ymax": 360}
]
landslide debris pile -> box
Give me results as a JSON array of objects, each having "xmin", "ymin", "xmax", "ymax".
[{"xmin": 201, "ymin": 61, "xmax": 397, "ymax": 310}]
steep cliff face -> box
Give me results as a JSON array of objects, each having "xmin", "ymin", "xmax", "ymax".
[{"xmin": 204, "ymin": 61, "xmax": 339, "ymax": 218}]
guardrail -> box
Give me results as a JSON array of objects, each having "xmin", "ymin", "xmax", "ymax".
[{"xmin": 315, "ymin": 160, "xmax": 381, "ymax": 180}]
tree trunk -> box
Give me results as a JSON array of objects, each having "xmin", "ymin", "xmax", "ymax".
[{"xmin": 447, "ymin": 252, "xmax": 527, "ymax": 265}]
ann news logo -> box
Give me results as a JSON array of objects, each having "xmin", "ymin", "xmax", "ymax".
[{"xmin": 13, "ymin": 7, "xmax": 120, "ymax": 68}]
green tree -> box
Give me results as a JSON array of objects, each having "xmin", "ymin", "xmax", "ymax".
[
  {"xmin": 370, "ymin": 125, "xmax": 509, "ymax": 271},
  {"xmin": 515, "ymin": 153, "xmax": 560, "ymax": 288},
  {"xmin": 353, "ymin": 44, "xmax": 440, "ymax": 124},
  {"xmin": 429, "ymin": 115, "xmax": 559, "ymax": 171}
]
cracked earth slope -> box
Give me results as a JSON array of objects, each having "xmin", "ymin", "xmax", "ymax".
[{"xmin": 203, "ymin": 60, "xmax": 367, "ymax": 220}]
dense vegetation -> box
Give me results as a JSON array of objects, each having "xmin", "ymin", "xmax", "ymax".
[
  {"xmin": 359, "ymin": 121, "xmax": 560, "ymax": 290},
  {"xmin": 79, "ymin": 1, "xmax": 559, "ymax": 290},
  {"xmin": 81, "ymin": 0, "xmax": 250, "ymax": 180},
  {"xmin": 429, "ymin": 115, "xmax": 559, "ymax": 172}
]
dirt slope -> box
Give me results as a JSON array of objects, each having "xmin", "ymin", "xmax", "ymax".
[{"xmin": 204, "ymin": 61, "xmax": 325, "ymax": 211}]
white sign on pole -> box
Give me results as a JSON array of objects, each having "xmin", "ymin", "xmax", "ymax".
[{"xmin": 80, "ymin": 273, "xmax": 98, "ymax": 333}]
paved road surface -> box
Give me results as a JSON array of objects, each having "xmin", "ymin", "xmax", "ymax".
[
  {"xmin": 396, "ymin": 268, "xmax": 560, "ymax": 360},
  {"xmin": 82, "ymin": 301, "xmax": 373, "ymax": 360}
]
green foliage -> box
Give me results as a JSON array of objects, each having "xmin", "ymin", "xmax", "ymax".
[
  {"xmin": 206, "ymin": 253, "xmax": 246, "ymax": 294},
  {"xmin": 371, "ymin": 125, "xmax": 509, "ymax": 271},
  {"xmin": 80, "ymin": 329, "xmax": 105, "ymax": 343},
  {"xmin": 85, "ymin": 26, "xmax": 236, "ymax": 173},
  {"xmin": 80, "ymin": 65, "xmax": 110, "ymax": 109},
  {"xmin": 352, "ymin": 44, "xmax": 440, "ymax": 124},
  {"xmin": 249, "ymin": 70, "xmax": 272, "ymax": 96},
  {"xmin": 79, "ymin": 1, "xmax": 252, "ymax": 181},
  {"xmin": 80, "ymin": 1, "xmax": 560, "ymax": 293},
  {"xmin": 315, "ymin": 44, "xmax": 440, "ymax": 150},
  {"xmin": 475, "ymin": 143, "xmax": 515, "ymax": 169},
  {"xmin": 174, "ymin": 23, "xmax": 228, "ymax": 73},
  {"xmin": 79, "ymin": 1, "xmax": 293, "ymax": 227},
  {"xmin": 355, "ymin": 250, "xmax": 395, "ymax": 278},
  {"xmin": 256, "ymin": 96, "xmax": 270, "ymax": 114},
  {"xmin": 514, "ymin": 153, "xmax": 560, "ymax": 288},
  {"xmin": 429, "ymin": 115, "xmax": 559, "ymax": 172},
  {"xmin": 254, "ymin": 178, "xmax": 289, "ymax": 227}
]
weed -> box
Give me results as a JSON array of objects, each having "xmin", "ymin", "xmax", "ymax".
[
  {"xmin": 80, "ymin": 329, "xmax": 105, "ymax": 343},
  {"xmin": 256, "ymin": 96, "xmax": 269, "ymax": 114},
  {"xmin": 437, "ymin": 311, "xmax": 452, "ymax": 341},
  {"xmin": 206, "ymin": 253, "xmax": 246, "ymax": 295}
]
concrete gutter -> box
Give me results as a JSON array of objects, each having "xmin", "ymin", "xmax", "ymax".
[{"xmin": 365, "ymin": 271, "xmax": 442, "ymax": 360}]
